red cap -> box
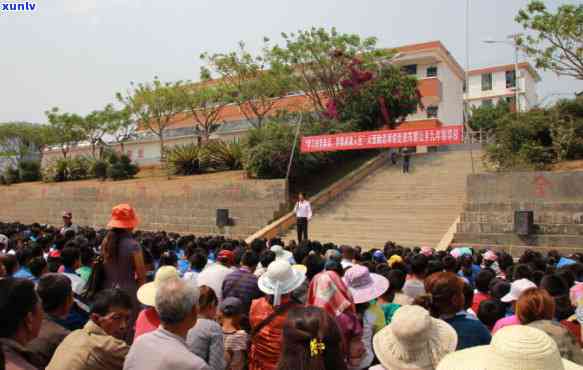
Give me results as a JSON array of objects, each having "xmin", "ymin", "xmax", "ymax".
[{"xmin": 217, "ymin": 250, "xmax": 235, "ymax": 265}]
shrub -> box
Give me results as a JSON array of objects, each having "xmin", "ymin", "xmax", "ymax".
[
  {"xmin": 91, "ymin": 160, "xmax": 109, "ymax": 180},
  {"xmin": 204, "ymin": 140, "xmax": 244, "ymax": 170},
  {"xmin": 244, "ymin": 120, "xmax": 337, "ymax": 179},
  {"xmin": 4, "ymin": 166, "xmax": 20, "ymax": 184},
  {"xmin": 106, "ymin": 153, "xmax": 139, "ymax": 181},
  {"xmin": 18, "ymin": 160, "xmax": 41, "ymax": 182},
  {"xmin": 166, "ymin": 144, "xmax": 203, "ymax": 175}
]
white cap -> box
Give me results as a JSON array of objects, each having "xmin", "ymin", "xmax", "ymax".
[{"xmin": 501, "ymin": 279, "xmax": 537, "ymax": 303}]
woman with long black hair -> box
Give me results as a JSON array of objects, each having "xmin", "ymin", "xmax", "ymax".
[
  {"xmin": 100, "ymin": 204, "xmax": 146, "ymax": 339},
  {"xmin": 276, "ymin": 306, "xmax": 347, "ymax": 370}
]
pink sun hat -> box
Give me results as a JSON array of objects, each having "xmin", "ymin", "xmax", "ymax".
[{"xmin": 343, "ymin": 265, "xmax": 389, "ymax": 304}]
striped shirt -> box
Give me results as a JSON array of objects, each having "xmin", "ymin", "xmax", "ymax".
[{"xmin": 222, "ymin": 267, "xmax": 263, "ymax": 313}]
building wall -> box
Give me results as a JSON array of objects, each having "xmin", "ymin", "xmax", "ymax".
[
  {"xmin": 465, "ymin": 66, "xmax": 538, "ymax": 111},
  {"xmin": 0, "ymin": 174, "xmax": 287, "ymax": 239},
  {"xmin": 399, "ymin": 61, "xmax": 463, "ymax": 126}
]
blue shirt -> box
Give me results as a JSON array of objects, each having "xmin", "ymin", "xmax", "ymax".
[
  {"xmin": 13, "ymin": 266, "xmax": 34, "ymax": 280},
  {"xmin": 444, "ymin": 312, "xmax": 491, "ymax": 350}
]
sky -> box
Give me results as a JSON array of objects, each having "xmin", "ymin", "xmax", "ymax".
[{"xmin": 1, "ymin": 0, "xmax": 582, "ymax": 123}]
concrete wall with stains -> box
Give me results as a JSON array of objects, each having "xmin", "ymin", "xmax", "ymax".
[{"xmin": 454, "ymin": 171, "xmax": 583, "ymax": 254}]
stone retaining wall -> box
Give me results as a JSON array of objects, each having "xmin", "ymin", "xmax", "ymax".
[{"xmin": 0, "ymin": 173, "xmax": 287, "ymax": 239}]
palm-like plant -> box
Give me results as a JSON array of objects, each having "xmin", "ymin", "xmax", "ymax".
[
  {"xmin": 165, "ymin": 144, "xmax": 203, "ymax": 175},
  {"xmin": 204, "ymin": 140, "xmax": 244, "ymax": 170}
]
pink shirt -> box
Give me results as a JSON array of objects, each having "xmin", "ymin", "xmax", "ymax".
[
  {"xmin": 492, "ymin": 314, "xmax": 520, "ymax": 334},
  {"xmin": 135, "ymin": 307, "xmax": 160, "ymax": 339}
]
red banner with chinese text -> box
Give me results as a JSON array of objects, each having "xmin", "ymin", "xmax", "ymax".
[{"xmin": 300, "ymin": 125, "xmax": 464, "ymax": 153}]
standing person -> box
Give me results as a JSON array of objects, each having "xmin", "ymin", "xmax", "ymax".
[
  {"xmin": 0, "ymin": 278, "xmax": 44, "ymax": 370},
  {"xmin": 276, "ymin": 306, "xmax": 347, "ymax": 370},
  {"xmin": 61, "ymin": 212, "xmax": 79, "ymax": 236},
  {"xmin": 294, "ymin": 193, "xmax": 312, "ymax": 244},
  {"xmin": 124, "ymin": 279, "xmax": 209, "ymax": 370},
  {"xmin": 402, "ymin": 150, "xmax": 411, "ymax": 174},
  {"xmin": 249, "ymin": 260, "xmax": 306, "ymax": 370},
  {"xmin": 101, "ymin": 204, "xmax": 147, "ymax": 338}
]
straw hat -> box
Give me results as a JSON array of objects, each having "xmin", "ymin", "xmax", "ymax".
[
  {"xmin": 436, "ymin": 325, "xmax": 583, "ymax": 370},
  {"xmin": 137, "ymin": 266, "xmax": 180, "ymax": 307},
  {"xmin": 258, "ymin": 260, "xmax": 306, "ymax": 306},
  {"xmin": 107, "ymin": 204, "xmax": 139, "ymax": 229},
  {"xmin": 373, "ymin": 305, "xmax": 457, "ymax": 370},
  {"xmin": 343, "ymin": 265, "xmax": 388, "ymax": 304}
]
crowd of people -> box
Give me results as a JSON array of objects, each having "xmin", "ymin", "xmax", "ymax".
[{"xmin": 1, "ymin": 204, "xmax": 583, "ymax": 369}]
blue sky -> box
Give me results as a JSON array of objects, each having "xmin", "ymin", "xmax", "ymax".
[{"xmin": 1, "ymin": 0, "xmax": 582, "ymax": 122}]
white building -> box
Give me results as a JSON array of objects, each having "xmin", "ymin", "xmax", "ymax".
[{"xmin": 465, "ymin": 62, "xmax": 541, "ymax": 112}]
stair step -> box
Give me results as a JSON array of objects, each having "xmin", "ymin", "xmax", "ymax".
[{"xmin": 281, "ymin": 151, "xmax": 482, "ymax": 248}]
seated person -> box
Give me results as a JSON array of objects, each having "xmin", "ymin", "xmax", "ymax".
[
  {"xmin": 47, "ymin": 288, "xmax": 133, "ymax": 370},
  {"xmin": 0, "ymin": 278, "xmax": 44, "ymax": 370},
  {"xmin": 27, "ymin": 274, "xmax": 73, "ymax": 367}
]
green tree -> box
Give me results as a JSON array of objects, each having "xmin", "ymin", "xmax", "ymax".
[
  {"xmin": 332, "ymin": 63, "xmax": 422, "ymax": 130},
  {"xmin": 515, "ymin": 1, "xmax": 583, "ymax": 80},
  {"xmin": 178, "ymin": 82, "xmax": 231, "ymax": 141},
  {"xmin": 82, "ymin": 109, "xmax": 109, "ymax": 158},
  {"xmin": 103, "ymin": 105, "xmax": 136, "ymax": 153},
  {"xmin": 269, "ymin": 27, "xmax": 390, "ymax": 113},
  {"xmin": 117, "ymin": 78, "xmax": 184, "ymax": 163},
  {"xmin": 468, "ymin": 101, "xmax": 511, "ymax": 133},
  {"xmin": 44, "ymin": 108, "xmax": 86, "ymax": 159},
  {"xmin": 0, "ymin": 122, "xmax": 54, "ymax": 165},
  {"xmin": 201, "ymin": 41, "xmax": 293, "ymax": 129}
]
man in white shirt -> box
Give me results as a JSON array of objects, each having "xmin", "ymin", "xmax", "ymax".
[
  {"xmin": 60, "ymin": 212, "xmax": 79, "ymax": 236},
  {"xmin": 293, "ymin": 193, "xmax": 312, "ymax": 243}
]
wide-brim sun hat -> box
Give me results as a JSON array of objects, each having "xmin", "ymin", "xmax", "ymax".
[
  {"xmin": 343, "ymin": 265, "xmax": 389, "ymax": 304},
  {"xmin": 436, "ymin": 325, "xmax": 582, "ymax": 370},
  {"xmin": 107, "ymin": 203, "xmax": 139, "ymax": 229},
  {"xmin": 137, "ymin": 266, "xmax": 180, "ymax": 306},
  {"xmin": 258, "ymin": 260, "xmax": 306, "ymax": 306},
  {"xmin": 374, "ymin": 305, "xmax": 457, "ymax": 370},
  {"xmin": 270, "ymin": 245, "xmax": 294, "ymax": 262}
]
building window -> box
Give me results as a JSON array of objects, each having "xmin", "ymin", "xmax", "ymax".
[
  {"xmin": 481, "ymin": 99, "xmax": 494, "ymax": 108},
  {"xmin": 426, "ymin": 66, "xmax": 438, "ymax": 77},
  {"xmin": 506, "ymin": 70, "xmax": 516, "ymax": 88},
  {"xmin": 426, "ymin": 106, "xmax": 439, "ymax": 118},
  {"xmin": 126, "ymin": 150, "xmax": 133, "ymax": 159},
  {"xmin": 402, "ymin": 64, "xmax": 417, "ymax": 75},
  {"xmin": 138, "ymin": 149, "xmax": 144, "ymax": 159},
  {"xmin": 481, "ymin": 73, "xmax": 493, "ymax": 91}
]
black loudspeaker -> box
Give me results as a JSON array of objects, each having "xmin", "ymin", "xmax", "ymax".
[
  {"xmin": 217, "ymin": 209, "xmax": 229, "ymax": 227},
  {"xmin": 515, "ymin": 210, "xmax": 534, "ymax": 236}
]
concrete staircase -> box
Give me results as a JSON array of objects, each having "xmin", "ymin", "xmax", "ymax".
[{"xmin": 283, "ymin": 150, "xmax": 483, "ymax": 249}]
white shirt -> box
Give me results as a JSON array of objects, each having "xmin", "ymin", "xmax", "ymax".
[
  {"xmin": 294, "ymin": 200, "xmax": 312, "ymax": 219},
  {"xmin": 196, "ymin": 263, "xmax": 234, "ymax": 303}
]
